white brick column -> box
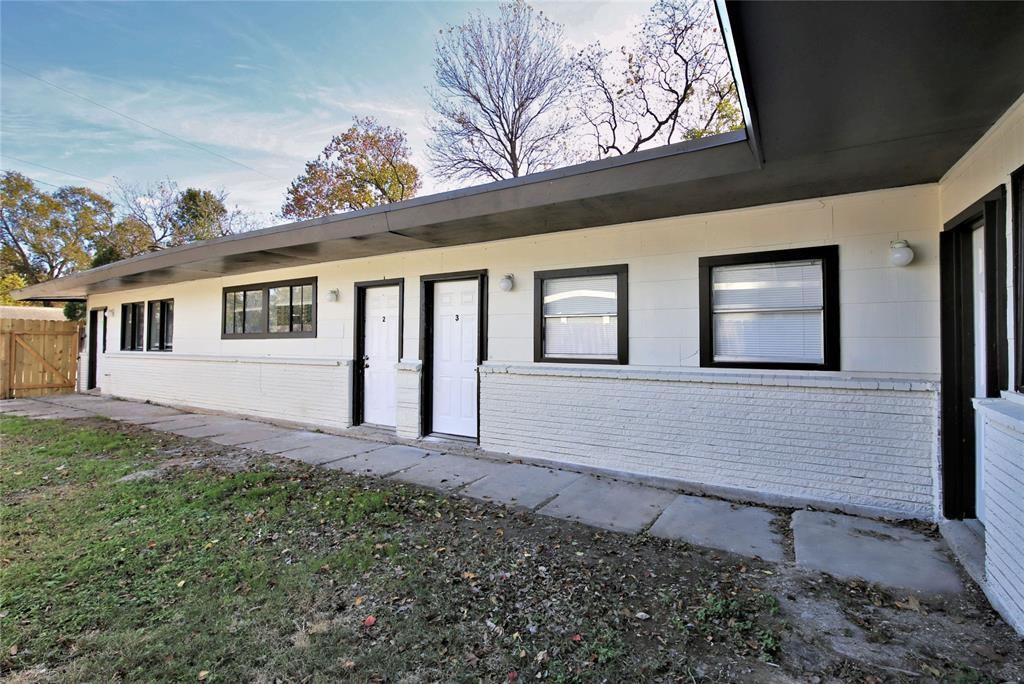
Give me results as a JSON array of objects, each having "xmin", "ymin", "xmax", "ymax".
[
  {"xmin": 395, "ymin": 360, "xmax": 423, "ymax": 439},
  {"xmin": 975, "ymin": 395, "xmax": 1024, "ymax": 636}
]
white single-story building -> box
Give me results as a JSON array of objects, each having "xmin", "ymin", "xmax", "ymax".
[{"xmin": 17, "ymin": 2, "xmax": 1024, "ymax": 633}]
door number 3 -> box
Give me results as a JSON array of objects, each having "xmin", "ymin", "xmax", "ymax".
[{"xmin": 455, "ymin": 314, "xmax": 460, "ymax": 321}]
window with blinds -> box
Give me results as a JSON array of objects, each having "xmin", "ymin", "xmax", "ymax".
[
  {"xmin": 712, "ymin": 260, "xmax": 824, "ymax": 363},
  {"xmin": 699, "ymin": 246, "xmax": 839, "ymax": 370},
  {"xmin": 535, "ymin": 265, "xmax": 628, "ymax": 364}
]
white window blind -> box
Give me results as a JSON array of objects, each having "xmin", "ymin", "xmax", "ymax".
[
  {"xmin": 711, "ymin": 259, "xmax": 824, "ymax": 364},
  {"xmin": 543, "ymin": 274, "xmax": 618, "ymax": 359}
]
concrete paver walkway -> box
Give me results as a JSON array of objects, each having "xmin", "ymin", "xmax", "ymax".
[
  {"xmin": 792, "ymin": 510, "xmax": 964, "ymax": 593},
  {"xmin": 1, "ymin": 394, "xmax": 968, "ymax": 595}
]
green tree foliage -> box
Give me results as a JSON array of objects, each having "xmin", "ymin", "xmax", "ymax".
[
  {"xmin": 63, "ymin": 301, "xmax": 86, "ymax": 321},
  {"xmin": 0, "ymin": 272, "xmax": 28, "ymax": 305},
  {"xmin": 116, "ymin": 179, "xmax": 246, "ymax": 253},
  {"xmin": 282, "ymin": 117, "xmax": 420, "ymax": 220},
  {"xmin": 0, "ymin": 171, "xmax": 114, "ymax": 284},
  {"xmin": 1, "ymin": 171, "xmax": 253, "ymax": 285},
  {"xmin": 172, "ymin": 188, "xmax": 228, "ymax": 243}
]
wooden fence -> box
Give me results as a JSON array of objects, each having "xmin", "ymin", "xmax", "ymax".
[{"xmin": 0, "ymin": 318, "xmax": 82, "ymax": 399}]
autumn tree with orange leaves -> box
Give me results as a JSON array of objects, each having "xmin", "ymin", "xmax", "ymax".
[{"xmin": 282, "ymin": 117, "xmax": 421, "ymax": 220}]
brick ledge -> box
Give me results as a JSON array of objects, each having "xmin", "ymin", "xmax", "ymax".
[{"xmin": 480, "ymin": 362, "xmax": 939, "ymax": 392}]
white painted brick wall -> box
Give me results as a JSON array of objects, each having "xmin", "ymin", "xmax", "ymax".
[
  {"xmin": 480, "ymin": 363, "xmax": 939, "ymax": 518},
  {"xmin": 395, "ymin": 361, "xmax": 422, "ymax": 439},
  {"xmin": 101, "ymin": 353, "xmax": 352, "ymax": 430},
  {"xmin": 977, "ymin": 398, "xmax": 1024, "ymax": 636}
]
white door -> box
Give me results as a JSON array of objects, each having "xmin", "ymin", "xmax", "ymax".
[
  {"xmin": 362, "ymin": 286, "xmax": 400, "ymax": 427},
  {"xmin": 431, "ymin": 279, "xmax": 478, "ymax": 437},
  {"xmin": 971, "ymin": 227, "xmax": 987, "ymax": 524}
]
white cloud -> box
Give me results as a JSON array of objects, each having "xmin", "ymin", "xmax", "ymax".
[{"xmin": 1, "ymin": 1, "xmax": 654, "ymax": 220}]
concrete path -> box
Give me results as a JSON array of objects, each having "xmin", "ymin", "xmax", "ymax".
[{"xmin": 1, "ymin": 394, "xmax": 968, "ymax": 594}]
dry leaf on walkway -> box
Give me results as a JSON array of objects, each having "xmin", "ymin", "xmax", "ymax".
[{"xmin": 895, "ymin": 596, "xmax": 922, "ymax": 613}]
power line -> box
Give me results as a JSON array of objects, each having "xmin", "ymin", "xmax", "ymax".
[
  {"xmin": 0, "ymin": 170, "xmax": 63, "ymax": 190},
  {"xmin": 2, "ymin": 60, "xmax": 277, "ymax": 180},
  {"xmin": 0, "ymin": 154, "xmax": 112, "ymax": 187}
]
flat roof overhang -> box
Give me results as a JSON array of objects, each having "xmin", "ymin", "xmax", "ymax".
[{"xmin": 17, "ymin": 1, "xmax": 1024, "ymax": 301}]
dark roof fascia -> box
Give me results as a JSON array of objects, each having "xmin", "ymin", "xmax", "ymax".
[
  {"xmin": 15, "ymin": 130, "xmax": 752, "ymax": 300},
  {"xmin": 716, "ymin": 0, "xmax": 762, "ymax": 165}
]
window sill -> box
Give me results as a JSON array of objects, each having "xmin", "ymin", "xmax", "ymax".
[
  {"xmin": 221, "ymin": 333, "xmax": 316, "ymax": 340},
  {"xmin": 973, "ymin": 393, "xmax": 1024, "ymax": 434},
  {"xmin": 105, "ymin": 352, "xmax": 349, "ymax": 367},
  {"xmin": 481, "ymin": 361, "xmax": 939, "ymax": 392}
]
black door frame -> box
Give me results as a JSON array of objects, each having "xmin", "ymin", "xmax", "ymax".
[
  {"xmin": 939, "ymin": 185, "xmax": 1007, "ymax": 520},
  {"xmin": 87, "ymin": 307, "xmax": 106, "ymax": 390},
  {"xmin": 419, "ymin": 270, "xmax": 488, "ymax": 442},
  {"xmin": 352, "ymin": 278, "xmax": 405, "ymax": 427}
]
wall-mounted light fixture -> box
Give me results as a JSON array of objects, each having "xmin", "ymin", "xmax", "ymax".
[
  {"xmin": 498, "ymin": 274, "xmax": 515, "ymax": 292},
  {"xmin": 326, "ymin": 288, "xmax": 341, "ymax": 302},
  {"xmin": 105, "ymin": 309, "xmax": 114, "ymax": 319},
  {"xmin": 889, "ymin": 240, "xmax": 915, "ymax": 267}
]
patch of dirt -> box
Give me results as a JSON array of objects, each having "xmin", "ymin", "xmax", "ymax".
[
  {"xmin": 149, "ymin": 425, "xmax": 1024, "ymax": 681},
  {"xmin": 9, "ymin": 415, "xmax": 1024, "ymax": 682}
]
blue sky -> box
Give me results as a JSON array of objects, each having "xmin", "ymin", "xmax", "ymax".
[{"xmin": 1, "ymin": 1, "xmax": 649, "ymax": 223}]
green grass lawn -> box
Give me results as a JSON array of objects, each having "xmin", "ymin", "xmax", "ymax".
[
  {"xmin": 0, "ymin": 415, "xmax": 786, "ymax": 682},
  {"xmin": 2, "ymin": 414, "xmax": 1020, "ymax": 683}
]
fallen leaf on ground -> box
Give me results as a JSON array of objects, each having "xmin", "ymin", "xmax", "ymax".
[
  {"xmin": 363, "ymin": 615, "xmax": 377, "ymax": 628},
  {"xmin": 895, "ymin": 596, "xmax": 922, "ymax": 613}
]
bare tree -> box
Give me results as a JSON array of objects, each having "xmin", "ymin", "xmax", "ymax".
[
  {"xmin": 427, "ymin": 0, "xmax": 578, "ymax": 182},
  {"xmin": 114, "ymin": 179, "xmax": 257, "ymax": 256},
  {"xmin": 575, "ymin": 0, "xmax": 741, "ymax": 157}
]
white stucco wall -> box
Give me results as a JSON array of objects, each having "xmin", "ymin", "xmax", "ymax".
[
  {"xmin": 83, "ymin": 183, "xmax": 944, "ymax": 517},
  {"xmin": 87, "ymin": 183, "xmax": 942, "ymax": 373}
]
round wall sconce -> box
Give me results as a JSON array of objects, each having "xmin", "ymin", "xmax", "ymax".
[
  {"xmin": 889, "ymin": 240, "xmax": 915, "ymax": 267},
  {"xmin": 104, "ymin": 309, "xmax": 114, "ymax": 319},
  {"xmin": 499, "ymin": 274, "xmax": 515, "ymax": 292},
  {"xmin": 326, "ymin": 288, "xmax": 340, "ymax": 302}
]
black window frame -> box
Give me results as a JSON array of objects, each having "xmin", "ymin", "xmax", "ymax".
[
  {"xmin": 120, "ymin": 301, "xmax": 145, "ymax": 351},
  {"xmin": 698, "ymin": 245, "xmax": 840, "ymax": 371},
  {"xmin": 1013, "ymin": 165, "xmax": 1023, "ymax": 393},
  {"xmin": 221, "ymin": 277, "xmax": 317, "ymax": 339},
  {"xmin": 533, "ymin": 264, "xmax": 629, "ymax": 365},
  {"xmin": 147, "ymin": 299, "xmax": 174, "ymax": 352}
]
